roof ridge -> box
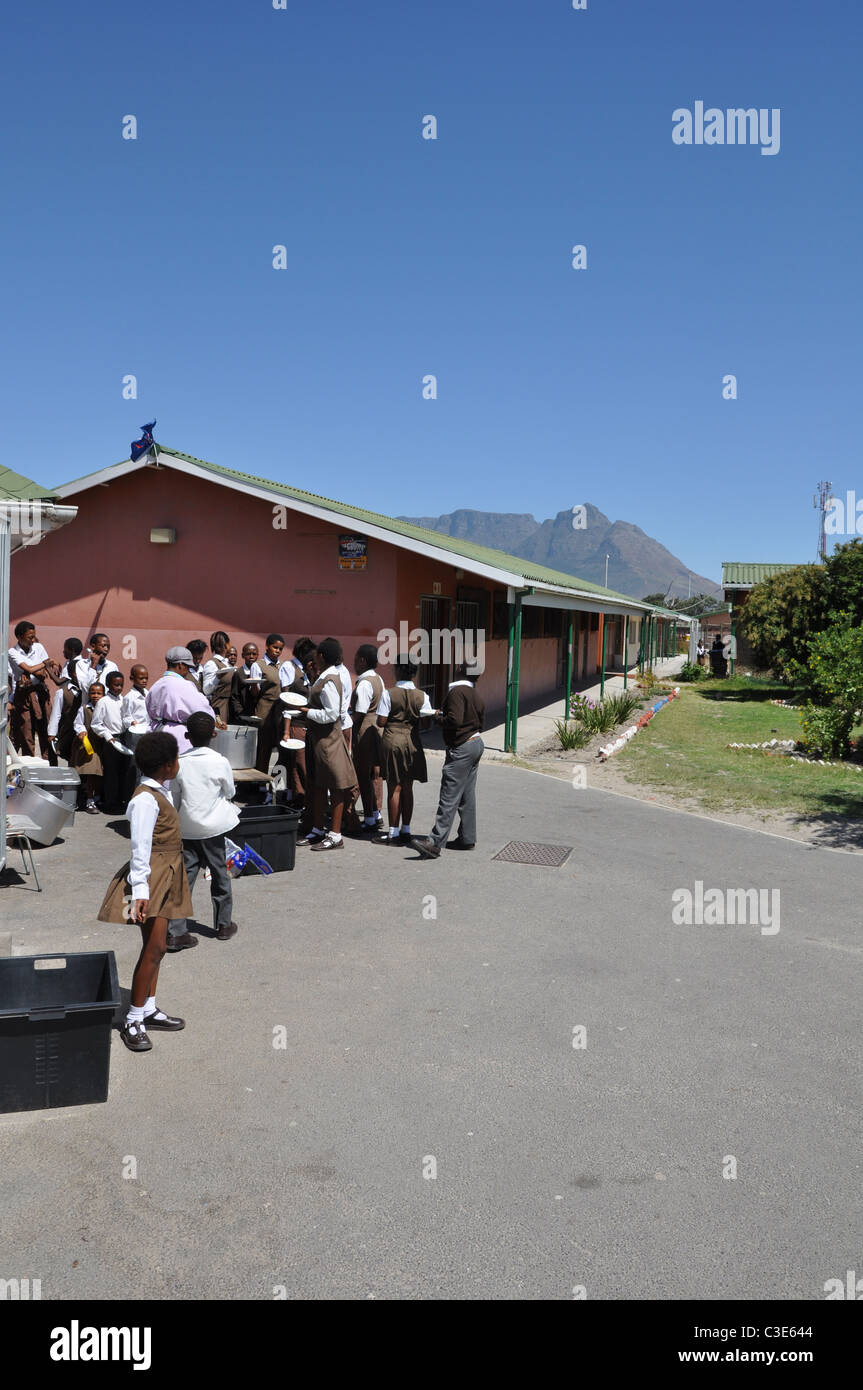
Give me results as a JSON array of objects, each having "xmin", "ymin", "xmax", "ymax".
[{"xmin": 156, "ymin": 445, "xmax": 643, "ymax": 603}]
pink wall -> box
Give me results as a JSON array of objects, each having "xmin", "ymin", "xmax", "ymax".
[
  {"xmin": 10, "ymin": 464, "xmax": 578, "ymax": 715},
  {"xmin": 10, "ymin": 468, "xmax": 401, "ymax": 685}
]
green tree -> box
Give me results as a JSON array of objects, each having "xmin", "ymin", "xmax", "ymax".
[
  {"xmin": 799, "ymin": 614, "xmax": 863, "ymax": 757},
  {"xmin": 824, "ymin": 537, "xmax": 863, "ymax": 623},
  {"xmin": 738, "ymin": 564, "xmax": 827, "ymax": 681}
]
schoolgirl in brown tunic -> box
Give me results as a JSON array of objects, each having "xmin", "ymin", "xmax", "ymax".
[
  {"xmin": 350, "ymin": 644, "xmax": 384, "ymax": 829},
  {"xmin": 374, "ymin": 657, "xmax": 436, "ymax": 844},
  {"xmin": 98, "ymin": 732, "xmax": 192, "ymax": 1053},
  {"xmin": 70, "ymin": 682, "xmax": 105, "ymax": 813},
  {"xmin": 295, "ymin": 639, "xmax": 357, "ymax": 851}
]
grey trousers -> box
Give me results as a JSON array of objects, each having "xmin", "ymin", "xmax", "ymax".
[
  {"xmin": 168, "ymin": 834, "xmax": 233, "ymax": 938},
  {"xmin": 430, "ymin": 737, "xmax": 484, "ymax": 848}
]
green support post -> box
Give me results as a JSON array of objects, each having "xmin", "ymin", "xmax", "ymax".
[
  {"xmin": 504, "ymin": 602, "xmax": 515, "ymax": 751},
  {"xmin": 638, "ymin": 617, "xmax": 645, "ymax": 674},
  {"xmin": 600, "ymin": 614, "xmax": 607, "ymax": 699},
  {"xmin": 623, "ymin": 615, "xmax": 629, "ymax": 689},
  {"xmin": 564, "ymin": 612, "xmax": 573, "ymax": 720},
  {"xmin": 511, "ymin": 595, "xmax": 523, "ymax": 752}
]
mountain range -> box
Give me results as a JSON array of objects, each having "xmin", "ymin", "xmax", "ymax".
[{"xmin": 397, "ymin": 504, "xmax": 720, "ymax": 601}]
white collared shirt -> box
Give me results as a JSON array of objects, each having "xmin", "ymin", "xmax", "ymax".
[
  {"xmin": 79, "ymin": 656, "xmax": 119, "ymax": 694},
  {"xmin": 279, "ymin": 658, "xmax": 308, "ymax": 690},
  {"xmin": 238, "ymin": 661, "xmax": 263, "ymax": 681},
  {"xmin": 91, "ymin": 691, "xmax": 125, "ymax": 740},
  {"xmin": 121, "ymin": 687, "xmax": 150, "ymax": 731},
  {"xmin": 378, "ymin": 680, "xmax": 435, "ymax": 719},
  {"xmin": 72, "ymin": 701, "xmax": 97, "ymax": 737},
  {"xmin": 8, "ymin": 641, "xmax": 50, "ymax": 692},
  {"xmin": 305, "ymin": 665, "xmax": 343, "ymax": 725},
  {"xmin": 201, "ymin": 655, "xmax": 230, "ymax": 696},
  {"xmin": 354, "ymin": 672, "xmax": 381, "ymax": 714},
  {"xmin": 336, "ymin": 663, "xmax": 353, "ymax": 729},
  {"xmin": 128, "ymin": 778, "xmax": 172, "ymax": 898},
  {"xmin": 170, "ymin": 746, "xmax": 239, "ymax": 840}
]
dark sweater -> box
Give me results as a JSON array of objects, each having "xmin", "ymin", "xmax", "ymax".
[{"xmin": 441, "ymin": 683, "xmax": 484, "ymax": 747}]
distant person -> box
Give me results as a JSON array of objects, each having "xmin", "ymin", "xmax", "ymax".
[
  {"xmin": 46, "ymin": 637, "xmax": 84, "ymax": 762},
  {"xmin": 71, "ymin": 681, "xmax": 106, "ymax": 812},
  {"xmin": 201, "ymin": 631, "xmax": 234, "ymax": 723},
  {"xmin": 295, "ymin": 638, "xmax": 358, "ymax": 851},
  {"xmin": 97, "ymin": 731, "xmax": 192, "ymax": 1053},
  {"xmin": 186, "ymin": 640, "xmax": 208, "ymax": 690},
  {"xmin": 91, "ymin": 671, "xmax": 136, "ymax": 812},
  {"xmin": 167, "ymin": 711, "xmax": 240, "ymax": 952},
  {"xmin": 79, "ymin": 632, "xmax": 119, "ymax": 695},
  {"xmin": 8, "ymin": 619, "xmax": 57, "ymax": 760},
  {"xmin": 350, "ymin": 644, "xmax": 384, "ymax": 832},
  {"xmin": 414, "ymin": 665, "xmax": 485, "ymax": 859},
  {"xmin": 146, "ymin": 646, "xmax": 219, "ymax": 754},
  {"xmin": 709, "ymin": 634, "xmax": 727, "ymax": 678},
  {"xmin": 374, "ymin": 655, "xmax": 435, "ymax": 845}
]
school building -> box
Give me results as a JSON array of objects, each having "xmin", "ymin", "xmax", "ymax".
[
  {"xmin": 721, "ymin": 561, "xmax": 801, "ymax": 671},
  {"xmin": 9, "ymin": 444, "xmax": 684, "ymax": 751}
]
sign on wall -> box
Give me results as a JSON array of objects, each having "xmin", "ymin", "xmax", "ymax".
[{"xmin": 338, "ymin": 534, "xmax": 368, "ymax": 571}]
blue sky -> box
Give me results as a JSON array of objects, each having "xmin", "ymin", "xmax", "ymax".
[{"xmin": 3, "ymin": 0, "xmax": 860, "ymax": 589}]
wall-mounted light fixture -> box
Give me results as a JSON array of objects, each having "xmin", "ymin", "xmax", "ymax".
[{"xmin": 150, "ymin": 527, "xmax": 176, "ymax": 544}]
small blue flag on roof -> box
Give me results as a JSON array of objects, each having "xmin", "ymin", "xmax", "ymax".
[{"xmin": 130, "ymin": 421, "xmax": 156, "ymax": 462}]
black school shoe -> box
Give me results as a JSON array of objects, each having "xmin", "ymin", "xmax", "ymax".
[
  {"xmin": 446, "ymin": 837, "xmax": 475, "ymax": 850},
  {"xmin": 142, "ymin": 1009, "xmax": 185, "ymax": 1031},
  {"xmin": 120, "ymin": 1020, "xmax": 153, "ymax": 1052},
  {"xmin": 166, "ymin": 932, "xmax": 198, "ymax": 952},
  {"xmin": 413, "ymin": 836, "xmax": 441, "ymax": 859}
]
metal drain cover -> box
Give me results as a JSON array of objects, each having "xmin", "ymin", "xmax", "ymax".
[{"xmin": 492, "ymin": 841, "xmax": 573, "ymax": 868}]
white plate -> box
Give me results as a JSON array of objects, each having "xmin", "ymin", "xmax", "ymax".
[
  {"xmin": 279, "ymin": 691, "xmax": 308, "ymax": 706},
  {"xmin": 279, "ymin": 738, "xmax": 305, "ymax": 750}
]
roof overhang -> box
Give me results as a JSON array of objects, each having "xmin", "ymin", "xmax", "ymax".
[
  {"xmin": 55, "ymin": 452, "xmax": 651, "ymax": 613},
  {"xmin": 1, "ymin": 501, "xmax": 79, "ymax": 554}
]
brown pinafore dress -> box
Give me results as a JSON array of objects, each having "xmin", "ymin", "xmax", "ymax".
[
  {"xmin": 381, "ymin": 685, "xmax": 428, "ymax": 785},
  {"xmin": 208, "ymin": 657, "xmax": 235, "ymax": 723},
  {"xmin": 351, "ymin": 672, "xmax": 383, "ymax": 779},
  {"xmin": 70, "ymin": 704, "xmax": 104, "ymax": 777},
  {"xmin": 305, "ymin": 673, "xmax": 358, "ymax": 791},
  {"xmin": 97, "ymin": 784, "xmax": 194, "ymax": 923}
]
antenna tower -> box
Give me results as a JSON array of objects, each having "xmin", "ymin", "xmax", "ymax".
[{"xmin": 814, "ymin": 480, "xmax": 832, "ymax": 562}]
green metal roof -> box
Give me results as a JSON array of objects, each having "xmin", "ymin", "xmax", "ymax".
[
  {"xmin": 0, "ymin": 467, "xmax": 56, "ymax": 502},
  {"xmin": 147, "ymin": 445, "xmax": 648, "ymax": 606},
  {"xmin": 721, "ymin": 562, "xmax": 803, "ymax": 588}
]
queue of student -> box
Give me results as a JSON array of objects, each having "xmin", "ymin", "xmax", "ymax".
[{"xmin": 7, "ymin": 621, "xmax": 486, "ymax": 1052}]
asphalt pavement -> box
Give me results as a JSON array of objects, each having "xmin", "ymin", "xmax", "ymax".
[{"xmin": 1, "ymin": 759, "xmax": 860, "ymax": 1300}]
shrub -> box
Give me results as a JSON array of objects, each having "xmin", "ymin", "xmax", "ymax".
[
  {"xmin": 603, "ymin": 691, "xmax": 640, "ymax": 723},
  {"xmin": 798, "ymin": 614, "xmax": 863, "ymax": 757},
  {"xmin": 677, "ymin": 661, "xmax": 706, "ymax": 683},
  {"xmin": 799, "ymin": 704, "xmax": 855, "ymax": 759},
  {"xmin": 555, "ymin": 719, "xmax": 591, "ymax": 750}
]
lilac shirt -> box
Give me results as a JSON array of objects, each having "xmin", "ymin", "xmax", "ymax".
[{"xmin": 145, "ymin": 671, "xmax": 213, "ymax": 755}]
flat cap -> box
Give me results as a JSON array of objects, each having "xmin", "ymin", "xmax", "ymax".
[{"xmin": 165, "ymin": 645, "xmax": 194, "ymax": 664}]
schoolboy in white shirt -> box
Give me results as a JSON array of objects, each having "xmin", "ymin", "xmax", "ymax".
[{"xmin": 167, "ymin": 710, "xmax": 240, "ymax": 951}]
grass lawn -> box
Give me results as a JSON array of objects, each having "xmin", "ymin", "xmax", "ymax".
[{"xmin": 615, "ymin": 678, "xmax": 863, "ymax": 820}]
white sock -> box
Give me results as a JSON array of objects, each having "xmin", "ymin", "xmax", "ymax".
[
  {"xmin": 311, "ymin": 826, "xmax": 324, "ymax": 837},
  {"xmin": 388, "ymin": 827, "xmax": 399, "ymax": 838},
  {"xmin": 126, "ymin": 1004, "xmax": 146, "ymax": 1025},
  {"xmin": 363, "ymin": 816, "xmax": 377, "ymax": 826},
  {"xmin": 328, "ymin": 831, "xmax": 343, "ymax": 843},
  {"xmin": 402, "ymin": 823, "xmax": 411, "ymax": 834}
]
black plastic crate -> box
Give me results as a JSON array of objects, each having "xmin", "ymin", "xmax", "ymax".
[
  {"xmin": 237, "ymin": 804, "xmax": 301, "ymax": 874},
  {"xmin": 0, "ymin": 953, "xmax": 120, "ymax": 1113}
]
